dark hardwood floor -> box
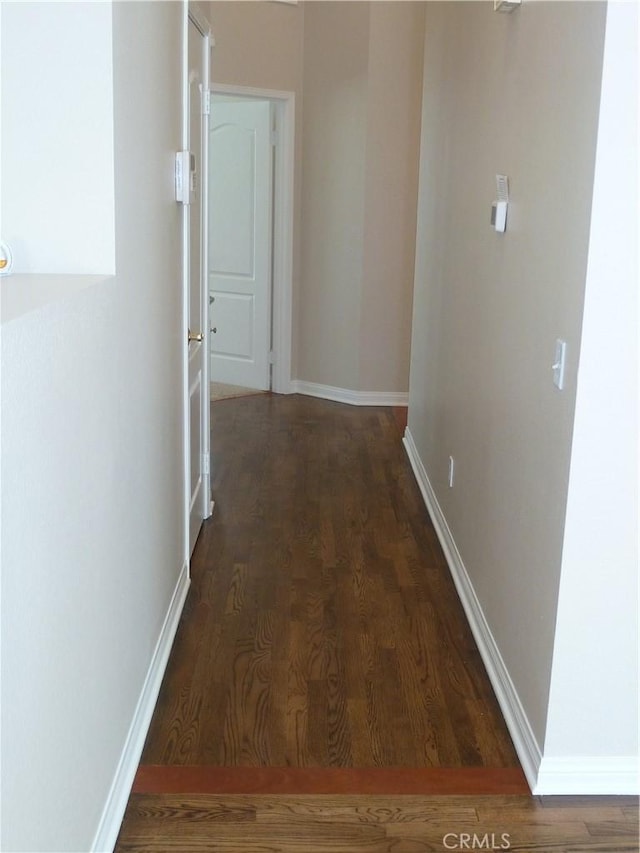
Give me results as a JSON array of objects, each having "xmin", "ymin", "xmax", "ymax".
[
  {"xmin": 116, "ymin": 394, "xmax": 639, "ymax": 851},
  {"xmin": 141, "ymin": 394, "xmax": 517, "ymax": 769},
  {"xmin": 117, "ymin": 793, "xmax": 639, "ymax": 852}
]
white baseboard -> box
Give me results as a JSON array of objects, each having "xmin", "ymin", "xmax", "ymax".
[
  {"xmin": 91, "ymin": 562, "xmax": 190, "ymax": 852},
  {"xmin": 291, "ymin": 380, "xmax": 408, "ymax": 407},
  {"xmin": 402, "ymin": 427, "xmax": 541, "ymax": 793},
  {"xmin": 535, "ymin": 756, "xmax": 639, "ymax": 795}
]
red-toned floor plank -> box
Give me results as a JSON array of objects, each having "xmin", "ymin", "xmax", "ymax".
[
  {"xmin": 132, "ymin": 765, "xmax": 530, "ymax": 796},
  {"xmin": 393, "ymin": 405, "xmax": 409, "ymax": 435}
]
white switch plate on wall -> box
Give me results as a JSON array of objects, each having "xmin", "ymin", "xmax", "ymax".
[{"xmin": 553, "ymin": 339, "xmax": 567, "ymax": 390}]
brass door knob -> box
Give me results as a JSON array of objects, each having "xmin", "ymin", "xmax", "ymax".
[{"xmin": 188, "ymin": 329, "xmax": 204, "ymax": 343}]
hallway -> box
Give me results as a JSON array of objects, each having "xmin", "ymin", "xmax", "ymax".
[
  {"xmin": 115, "ymin": 395, "xmax": 638, "ymax": 850},
  {"xmin": 142, "ymin": 394, "xmax": 518, "ymax": 770}
]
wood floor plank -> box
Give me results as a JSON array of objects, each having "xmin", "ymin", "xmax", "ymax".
[
  {"xmin": 586, "ymin": 820, "xmax": 640, "ymax": 838},
  {"xmin": 120, "ymin": 397, "xmax": 636, "ymax": 851},
  {"xmin": 116, "ymin": 794, "xmax": 639, "ymax": 853},
  {"xmin": 139, "ymin": 395, "xmax": 520, "ymax": 770},
  {"xmin": 132, "ymin": 766, "xmax": 530, "ymax": 795}
]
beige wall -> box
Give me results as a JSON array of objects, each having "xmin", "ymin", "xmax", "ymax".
[
  {"xmin": 407, "ymin": 1, "xmax": 607, "ymax": 750},
  {"xmin": 208, "ymin": 0, "xmax": 304, "ymax": 93},
  {"xmin": 298, "ymin": 1, "xmax": 370, "ymax": 389},
  {"xmin": 299, "ymin": 1, "xmax": 424, "ymax": 392},
  {"xmin": 207, "ymin": 1, "xmax": 424, "ymax": 394},
  {"xmin": 360, "ymin": 1, "xmax": 425, "ymax": 391}
]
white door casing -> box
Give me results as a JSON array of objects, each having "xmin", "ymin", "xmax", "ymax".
[
  {"xmin": 209, "ymin": 98, "xmax": 273, "ymax": 391},
  {"xmin": 185, "ymin": 9, "xmax": 211, "ymax": 558},
  {"xmin": 208, "ymin": 84, "xmax": 295, "ymax": 395}
]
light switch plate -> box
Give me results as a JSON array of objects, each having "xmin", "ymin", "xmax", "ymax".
[{"xmin": 553, "ymin": 339, "xmax": 567, "ymax": 390}]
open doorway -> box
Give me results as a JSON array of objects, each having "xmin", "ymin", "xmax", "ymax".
[{"xmin": 208, "ymin": 85, "xmax": 294, "ymax": 397}]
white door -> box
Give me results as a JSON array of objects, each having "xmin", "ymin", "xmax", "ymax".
[
  {"xmin": 186, "ymin": 12, "xmax": 211, "ymax": 556},
  {"xmin": 209, "ymin": 99, "xmax": 273, "ymax": 391}
]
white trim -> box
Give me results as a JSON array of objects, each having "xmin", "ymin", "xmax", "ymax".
[
  {"xmin": 91, "ymin": 563, "xmax": 190, "ymax": 852},
  {"xmin": 209, "ymin": 83, "xmax": 295, "ymax": 395},
  {"xmin": 188, "ymin": 2, "xmax": 213, "ymax": 39},
  {"xmin": 292, "ymin": 380, "xmax": 408, "ymax": 407},
  {"xmin": 403, "ymin": 425, "xmax": 639, "ymax": 796},
  {"xmin": 181, "ymin": 0, "xmax": 190, "ymax": 567},
  {"xmin": 210, "ymin": 83, "xmax": 293, "ymax": 103},
  {"xmin": 536, "ymin": 757, "xmax": 639, "ymax": 796},
  {"xmin": 197, "ymin": 15, "xmax": 212, "ymax": 521},
  {"xmin": 402, "ymin": 427, "xmax": 540, "ymax": 793},
  {"xmin": 183, "ymin": 6, "xmax": 212, "ymax": 567}
]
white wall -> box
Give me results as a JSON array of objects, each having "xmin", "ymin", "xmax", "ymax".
[
  {"xmin": 1, "ymin": 2, "xmax": 115, "ymax": 274},
  {"xmin": 540, "ymin": 1, "xmax": 638, "ymax": 789},
  {"xmin": 1, "ymin": 2, "xmax": 187, "ymax": 849},
  {"xmin": 406, "ymin": 0, "xmax": 625, "ymax": 788}
]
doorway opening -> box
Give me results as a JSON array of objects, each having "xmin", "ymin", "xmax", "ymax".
[{"xmin": 208, "ymin": 85, "xmax": 294, "ymax": 396}]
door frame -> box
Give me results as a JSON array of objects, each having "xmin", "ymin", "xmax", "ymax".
[
  {"xmin": 209, "ymin": 83, "xmax": 295, "ymax": 394},
  {"xmin": 182, "ymin": 3, "xmax": 213, "ymax": 565}
]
